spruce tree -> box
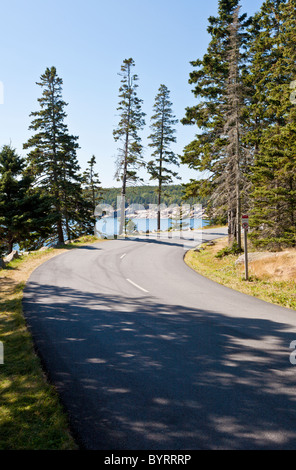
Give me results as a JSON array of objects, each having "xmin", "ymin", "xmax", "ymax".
[
  {"xmin": 181, "ymin": 0, "xmax": 250, "ymax": 245},
  {"xmin": 113, "ymin": 58, "xmax": 146, "ymax": 235},
  {"xmin": 147, "ymin": 84, "xmax": 179, "ymax": 231},
  {"xmin": 82, "ymin": 155, "xmax": 102, "ymax": 209},
  {"xmin": 23, "ymin": 66, "xmax": 91, "ymax": 244},
  {"xmin": 216, "ymin": 5, "xmax": 251, "ymax": 249},
  {"xmin": 82, "ymin": 155, "xmax": 103, "ymax": 232},
  {"xmin": 247, "ymin": 0, "xmax": 296, "ymax": 248},
  {"xmin": 0, "ymin": 145, "xmax": 53, "ymax": 253}
]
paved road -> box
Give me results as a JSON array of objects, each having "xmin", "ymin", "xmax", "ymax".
[{"xmin": 23, "ymin": 228, "xmax": 296, "ymax": 449}]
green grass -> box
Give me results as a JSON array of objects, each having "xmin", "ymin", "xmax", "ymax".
[
  {"xmin": 0, "ymin": 235, "xmax": 103, "ymax": 449},
  {"xmin": 185, "ymin": 238, "xmax": 296, "ymax": 311},
  {"xmin": 0, "ymin": 281, "xmax": 78, "ymax": 449}
]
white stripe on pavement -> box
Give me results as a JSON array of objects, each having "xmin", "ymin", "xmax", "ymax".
[{"xmin": 126, "ymin": 278, "xmax": 149, "ymax": 293}]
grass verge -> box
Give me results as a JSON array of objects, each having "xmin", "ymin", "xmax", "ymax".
[
  {"xmin": 184, "ymin": 236, "xmax": 296, "ymax": 311},
  {"xmin": 0, "ymin": 235, "xmax": 104, "ymax": 449}
]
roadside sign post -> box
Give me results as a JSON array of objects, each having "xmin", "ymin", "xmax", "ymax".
[{"xmin": 242, "ymin": 215, "xmax": 249, "ymax": 281}]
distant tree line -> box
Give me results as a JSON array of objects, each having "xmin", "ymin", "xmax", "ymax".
[{"xmin": 100, "ymin": 184, "xmax": 204, "ymax": 209}]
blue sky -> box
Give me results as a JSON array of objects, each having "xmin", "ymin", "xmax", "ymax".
[{"xmin": 1, "ymin": 0, "xmax": 263, "ymax": 188}]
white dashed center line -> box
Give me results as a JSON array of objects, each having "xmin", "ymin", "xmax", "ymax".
[{"xmin": 126, "ymin": 278, "xmax": 149, "ymax": 293}]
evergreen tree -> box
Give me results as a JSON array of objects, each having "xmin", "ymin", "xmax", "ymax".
[
  {"xmin": 216, "ymin": 5, "xmax": 251, "ymax": 249},
  {"xmin": 113, "ymin": 58, "xmax": 146, "ymax": 234},
  {"xmin": 180, "ymin": 0, "xmax": 250, "ymax": 244},
  {"xmin": 0, "ymin": 145, "xmax": 53, "ymax": 254},
  {"xmin": 59, "ymin": 140, "xmax": 94, "ymax": 240},
  {"xmin": 147, "ymin": 84, "xmax": 179, "ymax": 230},
  {"xmin": 247, "ymin": 0, "xmax": 296, "ymax": 248},
  {"xmin": 82, "ymin": 155, "xmax": 103, "ymax": 232},
  {"xmin": 82, "ymin": 155, "xmax": 102, "ymax": 208},
  {"xmin": 23, "ymin": 66, "xmax": 92, "ymax": 244}
]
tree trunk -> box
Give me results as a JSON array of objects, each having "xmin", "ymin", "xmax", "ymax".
[
  {"xmin": 157, "ymin": 164, "xmax": 162, "ymax": 232},
  {"xmin": 57, "ymin": 217, "xmax": 64, "ymax": 244},
  {"xmin": 119, "ymin": 139, "xmax": 128, "ymax": 236},
  {"xmin": 228, "ymin": 208, "xmax": 235, "ymax": 246},
  {"xmin": 235, "ymin": 96, "xmax": 241, "ymax": 250},
  {"xmin": 8, "ymin": 237, "xmax": 13, "ymax": 255},
  {"xmin": 157, "ymin": 115, "xmax": 164, "ymax": 232}
]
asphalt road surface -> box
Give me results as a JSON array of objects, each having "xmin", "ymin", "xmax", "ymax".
[{"xmin": 23, "ymin": 228, "xmax": 296, "ymax": 450}]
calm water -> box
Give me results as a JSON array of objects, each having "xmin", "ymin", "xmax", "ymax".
[
  {"xmin": 10, "ymin": 217, "xmax": 208, "ymax": 252},
  {"xmin": 96, "ymin": 217, "xmax": 208, "ymax": 236}
]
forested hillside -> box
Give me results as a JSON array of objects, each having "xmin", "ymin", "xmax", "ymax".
[{"xmin": 100, "ymin": 184, "xmax": 204, "ymax": 209}]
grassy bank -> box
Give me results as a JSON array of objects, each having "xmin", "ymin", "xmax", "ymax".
[
  {"xmin": 185, "ymin": 236, "xmax": 296, "ymax": 311},
  {"xmin": 0, "ymin": 235, "xmax": 103, "ymax": 450}
]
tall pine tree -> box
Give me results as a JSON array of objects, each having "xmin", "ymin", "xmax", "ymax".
[
  {"xmin": 147, "ymin": 84, "xmax": 179, "ymax": 231},
  {"xmin": 181, "ymin": 0, "xmax": 250, "ymax": 246},
  {"xmin": 82, "ymin": 155, "xmax": 102, "ymax": 209},
  {"xmin": 23, "ymin": 67, "xmax": 92, "ymax": 244},
  {"xmin": 113, "ymin": 58, "xmax": 146, "ymax": 235},
  {"xmin": 247, "ymin": 0, "xmax": 296, "ymax": 248},
  {"xmin": 82, "ymin": 155, "xmax": 103, "ymax": 233},
  {"xmin": 217, "ymin": 5, "xmax": 251, "ymax": 249}
]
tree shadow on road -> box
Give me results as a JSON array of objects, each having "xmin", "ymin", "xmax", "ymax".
[
  {"xmin": 112, "ymin": 231, "xmax": 224, "ymax": 249},
  {"xmin": 22, "ymin": 281, "xmax": 296, "ymax": 450}
]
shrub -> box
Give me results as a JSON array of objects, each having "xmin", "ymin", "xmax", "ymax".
[{"xmin": 215, "ymin": 240, "xmax": 243, "ymax": 259}]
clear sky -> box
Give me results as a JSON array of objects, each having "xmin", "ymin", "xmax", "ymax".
[{"xmin": 1, "ymin": 0, "xmax": 263, "ymax": 188}]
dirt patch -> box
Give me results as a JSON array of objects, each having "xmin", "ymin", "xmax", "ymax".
[
  {"xmin": 199, "ymin": 237, "xmax": 228, "ymax": 254},
  {"xmin": 249, "ymin": 250, "xmax": 296, "ymax": 281},
  {"xmin": 201, "ymin": 237, "xmax": 296, "ymax": 282}
]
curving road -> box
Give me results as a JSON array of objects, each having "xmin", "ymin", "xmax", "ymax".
[{"xmin": 23, "ymin": 228, "xmax": 296, "ymax": 450}]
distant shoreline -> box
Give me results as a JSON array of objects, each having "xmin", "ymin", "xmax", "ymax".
[{"xmin": 101, "ymin": 207, "xmax": 207, "ymax": 220}]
